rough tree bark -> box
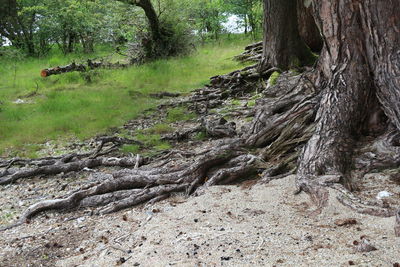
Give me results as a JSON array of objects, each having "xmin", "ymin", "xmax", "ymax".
[
  {"xmin": 296, "ymin": 0, "xmax": 323, "ymax": 52},
  {"xmin": 296, "ymin": 0, "xmax": 400, "ymax": 209},
  {"xmin": 260, "ymin": 0, "xmax": 315, "ymax": 70}
]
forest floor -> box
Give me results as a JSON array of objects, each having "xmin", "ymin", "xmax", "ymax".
[
  {"xmin": 1, "ymin": 90, "xmax": 399, "ymax": 266},
  {"xmin": 1, "ymin": 175, "xmax": 399, "ymax": 266}
]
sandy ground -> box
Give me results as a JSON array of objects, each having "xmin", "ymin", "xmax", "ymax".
[{"xmin": 1, "ymin": 175, "xmax": 399, "ymax": 267}]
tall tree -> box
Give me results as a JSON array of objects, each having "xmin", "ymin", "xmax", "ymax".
[
  {"xmin": 260, "ymin": 0, "xmax": 314, "ymax": 70},
  {"xmin": 224, "ymin": 0, "xmax": 263, "ymax": 38},
  {"xmin": 117, "ymin": 0, "xmax": 174, "ymax": 58}
]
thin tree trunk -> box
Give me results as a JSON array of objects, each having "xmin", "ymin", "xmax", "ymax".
[{"xmin": 134, "ymin": 0, "xmax": 162, "ymax": 42}]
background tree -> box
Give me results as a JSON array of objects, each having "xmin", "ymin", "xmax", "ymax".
[
  {"xmin": 188, "ymin": 0, "xmax": 228, "ymax": 42},
  {"xmin": 116, "ymin": 0, "xmax": 194, "ymax": 60},
  {"xmin": 0, "ymin": 0, "xmax": 38, "ymax": 55},
  {"xmin": 223, "ymin": 0, "xmax": 263, "ymax": 39}
]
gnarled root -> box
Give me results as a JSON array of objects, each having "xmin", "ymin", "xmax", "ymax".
[
  {"xmin": 0, "ymin": 136, "xmax": 145, "ymax": 185},
  {"xmin": 14, "ymin": 140, "xmax": 261, "ymax": 225},
  {"xmin": 233, "ymin": 41, "xmax": 263, "ymax": 63},
  {"xmin": 245, "ymin": 71, "xmax": 318, "ymax": 177}
]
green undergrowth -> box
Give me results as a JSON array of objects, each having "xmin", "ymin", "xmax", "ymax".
[{"xmin": 0, "ymin": 35, "xmax": 255, "ymax": 156}]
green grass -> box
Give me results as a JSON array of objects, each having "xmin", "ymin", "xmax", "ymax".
[
  {"xmin": 135, "ymin": 133, "xmax": 171, "ymax": 152},
  {"xmin": 144, "ymin": 123, "xmax": 175, "ymax": 134},
  {"xmin": 0, "ymin": 36, "xmax": 255, "ymax": 156},
  {"xmin": 121, "ymin": 144, "xmax": 140, "ymax": 154},
  {"xmin": 166, "ymin": 107, "xmax": 196, "ymax": 123}
]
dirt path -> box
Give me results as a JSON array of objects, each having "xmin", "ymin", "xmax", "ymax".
[{"xmin": 1, "ymin": 175, "xmax": 398, "ymax": 267}]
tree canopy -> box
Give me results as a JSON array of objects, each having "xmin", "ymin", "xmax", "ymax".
[{"xmin": 0, "ymin": 0, "xmax": 263, "ymax": 57}]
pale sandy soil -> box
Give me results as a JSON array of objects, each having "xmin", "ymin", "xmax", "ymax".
[{"xmin": 1, "ymin": 175, "xmax": 399, "ymax": 267}]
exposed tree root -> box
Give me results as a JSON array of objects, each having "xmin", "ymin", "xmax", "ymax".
[
  {"xmin": 333, "ymin": 183, "xmax": 396, "ymax": 217},
  {"xmin": 245, "ymin": 71, "xmax": 318, "ymax": 174},
  {"xmin": 8, "ymin": 140, "xmax": 261, "ymax": 227},
  {"xmin": 234, "ymin": 41, "xmax": 263, "ymax": 63},
  {"xmin": 161, "ymin": 117, "xmax": 236, "ymax": 142},
  {"xmin": 149, "ymin": 92, "xmax": 181, "ymax": 99},
  {"xmin": 0, "ymin": 156, "xmax": 147, "ymax": 186},
  {"xmin": 0, "ymin": 135, "xmax": 146, "ymax": 185}
]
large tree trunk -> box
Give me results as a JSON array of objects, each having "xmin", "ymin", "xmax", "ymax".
[
  {"xmin": 297, "ymin": 1, "xmax": 400, "ymax": 197},
  {"xmin": 260, "ymin": 0, "xmax": 314, "ymax": 70},
  {"xmin": 297, "ymin": 0, "xmax": 322, "ymax": 52}
]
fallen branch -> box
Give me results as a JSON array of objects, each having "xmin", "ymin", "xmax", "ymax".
[{"xmin": 40, "ymin": 59, "xmax": 131, "ymax": 77}]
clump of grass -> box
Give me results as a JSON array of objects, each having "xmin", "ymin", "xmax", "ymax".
[
  {"xmin": 121, "ymin": 144, "xmax": 140, "ymax": 154},
  {"xmin": 195, "ymin": 131, "xmax": 208, "ymax": 140},
  {"xmin": 166, "ymin": 107, "xmax": 196, "ymax": 123},
  {"xmin": 248, "ymin": 100, "xmax": 256, "ymax": 107},
  {"xmin": 231, "ymin": 99, "xmax": 241, "ymax": 106},
  {"xmin": 135, "ymin": 133, "xmax": 171, "ymax": 151},
  {"xmin": 144, "ymin": 123, "xmax": 174, "ymax": 134},
  {"xmin": 247, "ymin": 93, "xmax": 262, "ymax": 107},
  {"xmin": 268, "ymin": 71, "xmax": 281, "ymax": 86}
]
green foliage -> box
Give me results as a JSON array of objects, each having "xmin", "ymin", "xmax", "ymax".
[
  {"xmin": 223, "ymin": 0, "xmax": 263, "ymax": 38},
  {"xmin": 1, "ymin": 0, "xmax": 261, "ymax": 58},
  {"xmin": 195, "ymin": 131, "xmax": 208, "ymax": 140},
  {"xmin": 247, "ymin": 99, "xmax": 256, "ymax": 107},
  {"xmin": 135, "ymin": 133, "xmax": 171, "ymax": 150},
  {"xmin": 231, "ymin": 99, "xmax": 241, "ymax": 106},
  {"xmin": 191, "ymin": 0, "xmax": 228, "ymax": 41}
]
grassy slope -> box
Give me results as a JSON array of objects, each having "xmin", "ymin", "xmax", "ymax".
[{"xmin": 0, "ymin": 36, "xmax": 253, "ymax": 157}]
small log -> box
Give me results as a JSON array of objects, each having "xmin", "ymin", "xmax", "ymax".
[
  {"xmin": 41, "ymin": 62, "xmax": 86, "ymax": 77},
  {"xmin": 40, "ymin": 59, "xmax": 131, "ymax": 77}
]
